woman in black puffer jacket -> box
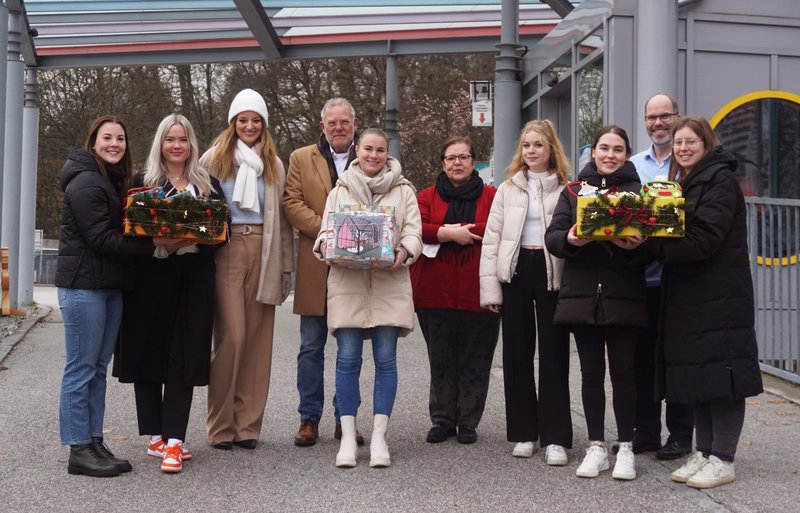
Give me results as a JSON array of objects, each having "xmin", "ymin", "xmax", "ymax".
[
  {"xmin": 648, "ymin": 116, "xmax": 762, "ymax": 490},
  {"xmin": 55, "ymin": 115, "xmax": 171, "ymax": 478},
  {"xmin": 546, "ymin": 125, "xmax": 648, "ymax": 482}
]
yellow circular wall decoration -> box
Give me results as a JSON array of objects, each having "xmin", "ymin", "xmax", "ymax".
[{"xmin": 710, "ymin": 90, "xmax": 800, "ymax": 267}]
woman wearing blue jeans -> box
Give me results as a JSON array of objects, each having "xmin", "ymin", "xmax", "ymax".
[
  {"xmin": 313, "ymin": 129, "xmax": 422, "ymax": 468},
  {"xmin": 55, "ymin": 115, "xmax": 172, "ymax": 477}
]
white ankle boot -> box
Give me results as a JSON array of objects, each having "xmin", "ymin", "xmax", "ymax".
[
  {"xmin": 335, "ymin": 415, "xmax": 358, "ymax": 468},
  {"xmin": 370, "ymin": 414, "xmax": 391, "ymax": 468}
]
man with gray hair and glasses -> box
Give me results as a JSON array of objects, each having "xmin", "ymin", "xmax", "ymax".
[{"xmin": 282, "ymin": 98, "xmax": 364, "ymax": 447}]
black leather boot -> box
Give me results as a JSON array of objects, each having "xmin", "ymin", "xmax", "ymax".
[
  {"xmin": 68, "ymin": 443, "xmax": 120, "ymax": 477},
  {"xmin": 92, "ymin": 437, "xmax": 133, "ymax": 473}
]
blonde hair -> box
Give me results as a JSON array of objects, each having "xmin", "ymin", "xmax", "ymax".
[
  {"xmin": 143, "ymin": 114, "xmax": 213, "ymax": 196},
  {"xmin": 205, "ymin": 118, "xmax": 278, "ymax": 184},
  {"xmin": 507, "ymin": 119, "xmax": 570, "ymax": 185}
]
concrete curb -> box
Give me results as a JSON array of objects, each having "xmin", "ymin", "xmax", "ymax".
[{"xmin": 0, "ymin": 305, "xmax": 52, "ymax": 364}]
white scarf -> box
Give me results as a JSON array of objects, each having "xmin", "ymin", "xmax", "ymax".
[{"xmin": 232, "ymin": 139, "xmax": 264, "ymax": 214}]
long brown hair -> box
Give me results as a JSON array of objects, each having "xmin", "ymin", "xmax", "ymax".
[
  {"xmin": 507, "ymin": 119, "xmax": 570, "ymax": 185},
  {"xmin": 84, "ymin": 115, "xmax": 132, "ymax": 190},
  {"xmin": 668, "ymin": 115, "xmax": 721, "ymax": 182},
  {"xmin": 205, "ymin": 119, "xmax": 278, "ymax": 184}
]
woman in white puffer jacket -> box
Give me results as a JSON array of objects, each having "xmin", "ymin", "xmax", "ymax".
[{"xmin": 479, "ymin": 119, "xmax": 572, "ymax": 465}]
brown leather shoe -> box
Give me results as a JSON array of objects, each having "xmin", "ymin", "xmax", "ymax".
[
  {"xmin": 334, "ymin": 422, "xmax": 365, "ymax": 446},
  {"xmin": 294, "ymin": 419, "xmax": 319, "ymax": 447}
]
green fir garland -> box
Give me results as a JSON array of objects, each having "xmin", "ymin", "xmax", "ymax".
[
  {"xmin": 579, "ymin": 193, "xmax": 685, "ymax": 237},
  {"xmin": 125, "ymin": 192, "xmax": 228, "ymax": 242}
]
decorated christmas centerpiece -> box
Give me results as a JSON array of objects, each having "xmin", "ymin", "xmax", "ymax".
[
  {"xmin": 123, "ymin": 186, "xmax": 228, "ymax": 244},
  {"xmin": 575, "ymin": 180, "xmax": 685, "ymax": 239},
  {"xmin": 322, "ymin": 204, "xmax": 397, "ymax": 270}
]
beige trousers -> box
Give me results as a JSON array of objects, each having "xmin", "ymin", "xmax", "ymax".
[{"xmin": 207, "ymin": 229, "xmax": 275, "ymax": 444}]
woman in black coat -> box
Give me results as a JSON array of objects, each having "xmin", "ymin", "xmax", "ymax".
[
  {"xmin": 649, "ymin": 116, "xmax": 762, "ymax": 490},
  {"xmin": 113, "ymin": 114, "xmax": 224, "ymax": 474},
  {"xmin": 545, "ymin": 125, "xmax": 647, "ymax": 481},
  {"xmin": 56, "ymin": 115, "xmax": 169, "ymax": 478}
]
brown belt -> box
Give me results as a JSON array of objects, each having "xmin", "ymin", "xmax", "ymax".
[{"xmin": 230, "ymin": 224, "xmax": 263, "ymax": 235}]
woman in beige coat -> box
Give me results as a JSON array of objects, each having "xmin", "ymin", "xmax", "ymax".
[
  {"xmin": 202, "ymin": 89, "xmax": 294, "ymax": 450},
  {"xmin": 479, "ymin": 119, "xmax": 572, "ymax": 465},
  {"xmin": 313, "ymin": 128, "xmax": 422, "ymax": 469}
]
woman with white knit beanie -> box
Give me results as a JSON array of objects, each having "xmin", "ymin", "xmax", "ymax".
[{"xmin": 201, "ymin": 88, "xmax": 294, "ymax": 450}]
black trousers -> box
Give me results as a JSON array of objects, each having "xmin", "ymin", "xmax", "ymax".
[
  {"xmin": 694, "ymin": 399, "xmax": 745, "ymax": 462},
  {"xmin": 417, "ymin": 308, "xmax": 500, "ymax": 429},
  {"xmin": 573, "ymin": 325, "xmax": 638, "ymax": 442},
  {"xmin": 134, "ymin": 382, "xmax": 194, "ymax": 441},
  {"xmin": 634, "ymin": 286, "xmax": 694, "ymax": 445},
  {"xmin": 501, "ymin": 249, "xmax": 572, "ymax": 447}
]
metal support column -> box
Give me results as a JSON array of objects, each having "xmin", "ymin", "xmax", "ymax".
[
  {"xmin": 385, "ymin": 51, "xmax": 401, "ymax": 160},
  {"xmin": 493, "ymin": 0, "xmax": 523, "ymax": 186},
  {"xmin": 18, "ymin": 68, "xmax": 38, "ymax": 305},
  {"xmin": 1, "ymin": 11, "xmax": 24, "ymax": 308},
  {"xmin": 0, "ymin": 5, "xmax": 9, "ymax": 239},
  {"xmin": 634, "ymin": 0, "xmax": 678, "ymax": 151}
]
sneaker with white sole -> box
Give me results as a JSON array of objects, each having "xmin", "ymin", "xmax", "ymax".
[
  {"xmin": 161, "ymin": 443, "xmax": 184, "ymax": 473},
  {"xmin": 687, "ymin": 455, "xmax": 735, "ymax": 489},
  {"xmin": 147, "ymin": 439, "xmax": 192, "ymax": 460},
  {"xmin": 671, "ymin": 451, "xmax": 709, "ymax": 483},
  {"xmin": 576, "ymin": 443, "xmax": 609, "ymax": 478},
  {"xmin": 545, "ymin": 444, "xmax": 568, "ymax": 466},
  {"xmin": 512, "ymin": 442, "xmax": 535, "ymax": 458},
  {"xmin": 612, "ymin": 442, "xmax": 636, "ymax": 480}
]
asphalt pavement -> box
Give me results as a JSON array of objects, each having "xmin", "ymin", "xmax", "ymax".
[{"xmin": 0, "ymin": 286, "xmax": 798, "ymax": 513}]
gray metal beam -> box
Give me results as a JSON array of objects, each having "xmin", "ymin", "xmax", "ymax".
[
  {"xmin": 493, "ymin": 0, "xmax": 523, "ymax": 186},
  {"xmin": 1, "ymin": 11, "xmax": 25, "ymax": 309},
  {"xmin": 34, "ymin": 33, "xmax": 546, "ymax": 69},
  {"xmin": 0, "ymin": 5, "xmax": 6, "ymax": 242},
  {"xmin": 18, "ymin": 68, "xmax": 38, "ymax": 305},
  {"xmin": 543, "ymin": 0, "xmax": 574, "ymax": 18},
  {"xmin": 385, "ymin": 51, "xmax": 400, "ymax": 159},
  {"xmin": 233, "ymin": 0, "xmax": 283, "ymax": 59}
]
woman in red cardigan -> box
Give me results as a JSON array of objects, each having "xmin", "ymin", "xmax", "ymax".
[{"xmin": 411, "ymin": 136, "xmax": 500, "ymax": 445}]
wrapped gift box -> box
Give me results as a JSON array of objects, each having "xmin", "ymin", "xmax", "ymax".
[
  {"xmin": 124, "ymin": 187, "xmax": 228, "ymax": 245},
  {"xmin": 322, "ymin": 205, "xmax": 397, "ymax": 270},
  {"xmin": 575, "ymin": 181, "xmax": 685, "ymax": 239}
]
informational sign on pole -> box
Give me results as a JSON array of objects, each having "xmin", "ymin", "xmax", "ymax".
[{"xmin": 470, "ymin": 81, "xmax": 493, "ymax": 127}]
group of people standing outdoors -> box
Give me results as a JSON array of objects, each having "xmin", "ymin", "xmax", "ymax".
[{"xmin": 55, "ymin": 89, "xmax": 762, "ymax": 490}]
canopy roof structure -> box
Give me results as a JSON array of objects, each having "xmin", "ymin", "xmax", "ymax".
[{"xmin": 14, "ymin": 0, "xmax": 578, "ymax": 69}]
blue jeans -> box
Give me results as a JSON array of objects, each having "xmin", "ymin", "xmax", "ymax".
[
  {"xmin": 58, "ymin": 288, "xmax": 123, "ymax": 445},
  {"xmin": 335, "ymin": 326, "xmax": 399, "ymax": 417},
  {"xmin": 297, "ymin": 315, "xmax": 339, "ymax": 423}
]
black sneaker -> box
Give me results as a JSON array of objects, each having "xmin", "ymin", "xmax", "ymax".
[
  {"xmin": 426, "ymin": 424, "xmax": 456, "ymax": 443},
  {"xmin": 456, "ymin": 425, "xmax": 477, "ymax": 444}
]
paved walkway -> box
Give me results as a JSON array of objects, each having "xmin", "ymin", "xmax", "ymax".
[{"xmin": 0, "ymin": 286, "xmax": 798, "ymax": 513}]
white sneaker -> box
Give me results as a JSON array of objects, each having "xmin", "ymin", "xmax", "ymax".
[
  {"xmin": 512, "ymin": 442, "xmax": 535, "ymax": 458},
  {"xmin": 687, "ymin": 455, "xmax": 735, "ymax": 489},
  {"xmin": 671, "ymin": 451, "xmax": 709, "ymax": 483},
  {"xmin": 612, "ymin": 442, "xmax": 636, "ymax": 480},
  {"xmin": 545, "ymin": 444, "xmax": 568, "ymax": 466},
  {"xmin": 576, "ymin": 443, "xmax": 609, "ymax": 478}
]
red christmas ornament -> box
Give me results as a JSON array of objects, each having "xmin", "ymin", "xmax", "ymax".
[
  {"xmin": 649, "ymin": 217, "xmax": 657, "ymax": 224},
  {"xmin": 604, "ymin": 228, "xmax": 612, "ymax": 236},
  {"xmin": 608, "ymin": 208, "xmax": 616, "ymax": 215},
  {"xmin": 150, "ymin": 208, "xmax": 157, "ymax": 216},
  {"xmin": 206, "ymin": 209, "xmax": 212, "ymax": 217},
  {"xmin": 160, "ymin": 226, "xmax": 168, "ymax": 233}
]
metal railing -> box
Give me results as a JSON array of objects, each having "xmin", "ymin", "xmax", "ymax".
[{"xmin": 745, "ymin": 197, "xmax": 800, "ymax": 384}]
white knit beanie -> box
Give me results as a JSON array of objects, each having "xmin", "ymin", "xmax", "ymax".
[{"xmin": 227, "ymin": 88, "xmax": 269, "ymax": 126}]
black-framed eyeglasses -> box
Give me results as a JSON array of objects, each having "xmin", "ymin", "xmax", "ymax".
[
  {"xmin": 443, "ymin": 154, "xmax": 472, "ymax": 163},
  {"xmin": 644, "ymin": 112, "xmax": 678, "ymax": 123}
]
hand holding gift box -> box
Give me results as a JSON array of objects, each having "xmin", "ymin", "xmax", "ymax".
[
  {"xmin": 574, "ymin": 180, "xmax": 685, "ymax": 239},
  {"xmin": 321, "ymin": 204, "xmax": 398, "ymax": 270},
  {"xmin": 124, "ymin": 186, "xmax": 228, "ymax": 244}
]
